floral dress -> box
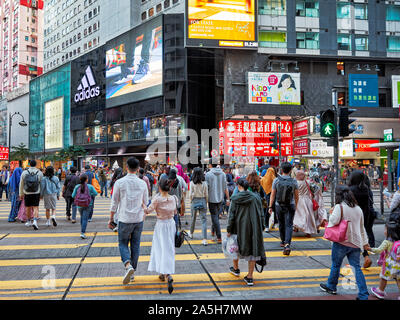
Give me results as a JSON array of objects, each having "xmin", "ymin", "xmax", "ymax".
[{"xmin": 371, "ymin": 240, "xmax": 400, "ymax": 280}]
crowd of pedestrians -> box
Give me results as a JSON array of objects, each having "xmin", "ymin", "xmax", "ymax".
[{"xmin": 2, "ymin": 157, "xmax": 400, "ymax": 299}]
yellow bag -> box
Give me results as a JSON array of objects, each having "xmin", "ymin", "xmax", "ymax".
[{"xmin": 92, "ymin": 177, "xmax": 101, "ymax": 194}]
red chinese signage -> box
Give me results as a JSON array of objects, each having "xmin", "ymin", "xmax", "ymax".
[
  {"xmin": 293, "ymin": 120, "xmax": 309, "ymax": 137},
  {"xmin": 294, "ymin": 139, "xmax": 309, "ymax": 155},
  {"xmin": 354, "ymin": 140, "xmax": 380, "ymax": 152},
  {"xmin": 20, "ymin": 0, "xmax": 44, "ymax": 10},
  {"xmin": 219, "ymin": 120, "xmax": 293, "ymax": 157},
  {"xmin": 0, "ymin": 147, "xmax": 9, "ymax": 160}
]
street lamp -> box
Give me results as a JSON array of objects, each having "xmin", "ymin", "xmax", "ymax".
[{"xmin": 8, "ymin": 112, "xmax": 27, "ymax": 167}]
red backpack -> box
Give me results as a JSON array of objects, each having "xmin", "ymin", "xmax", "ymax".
[{"xmin": 74, "ymin": 184, "xmax": 91, "ymax": 207}]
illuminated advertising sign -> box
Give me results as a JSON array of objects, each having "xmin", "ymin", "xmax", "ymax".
[
  {"xmin": 248, "ymin": 72, "xmax": 301, "ymax": 105},
  {"xmin": 106, "ymin": 16, "xmax": 163, "ymax": 108},
  {"xmin": 339, "ymin": 139, "xmax": 353, "ymax": 157},
  {"xmin": 392, "ymin": 75, "xmax": 400, "ymax": 108},
  {"xmin": 293, "ymin": 120, "xmax": 309, "ymax": 137},
  {"xmin": 310, "ymin": 140, "xmax": 333, "ymax": 158},
  {"xmin": 0, "ymin": 147, "xmax": 9, "ymax": 160},
  {"xmin": 219, "ymin": 120, "xmax": 293, "ymax": 157},
  {"xmin": 186, "ymin": 0, "xmax": 257, "ymax": 49},
  {"xmin": 74, "ymin": 66, "xmax": 101, "ymax": 103},
  {"xmin": 294, "ymin": 139, "xmax": 309, "ymax": 155},
  {"xmin": 349, "ymin": 74, "xmax": 379, "ymax": 107},
  {"xmin": 354, "ymin": 139, "xmax": 380, "ymax": 153},
  {"xmin": 45, "ymin": 97, "xmax": 64, "ymax": 150}
]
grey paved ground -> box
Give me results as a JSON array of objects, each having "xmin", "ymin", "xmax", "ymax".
[{"xmin": 0, "ymin": 189, "xmax": 398, "ymax": 300}]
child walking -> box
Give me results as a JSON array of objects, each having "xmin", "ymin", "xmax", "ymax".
[
  {"xmin": 145, "ymin": 176, "xmax": 177, "ymax": 294},
  {"xmin": 369, "ymin": 221, "xmax": 400, "ymax": 300}
]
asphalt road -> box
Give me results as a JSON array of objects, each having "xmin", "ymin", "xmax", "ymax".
[{"xmin": 0, "ymin": 192, "xmax": 398, "ymax": 300}]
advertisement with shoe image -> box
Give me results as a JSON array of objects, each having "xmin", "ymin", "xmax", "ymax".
[{"xmin": 106, "ymin": 16, "xmax": 163, "ymax": 108}]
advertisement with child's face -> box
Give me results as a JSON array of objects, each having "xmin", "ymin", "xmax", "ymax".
[
  {"xmin": 248, "ymin": 72, "xmax": 301, "ymax": 105},
  {"xmin": 106, "ymin": 16, "xmax": 163, "ymax": 108}
]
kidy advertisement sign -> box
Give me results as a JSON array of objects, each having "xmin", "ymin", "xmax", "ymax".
[
  {"xmin": 248, "ymin": 72, "xmax": 301, "ymax": 105},
  {"xmin": 219, "ymin": 120, "xmax": 293, "ymax": 157}
]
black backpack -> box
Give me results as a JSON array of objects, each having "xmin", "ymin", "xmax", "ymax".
[
  {"xmin": 275, "ymin": 176, "xmax": 295, "ymax": 206},
  {"xmin": 24, "ymin": 169, "xmax": 39, "ymax": 193},
  {"xmin": 389, "ymin": 205, "xmax": 400, "ymax": 229}
]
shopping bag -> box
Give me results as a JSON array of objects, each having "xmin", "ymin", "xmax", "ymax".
[
  {"xmin": 222, "ymin": 234, "xmax": 239, "ymax": 259},
  {"xmin": 268, "ymin": 213, "xmax": 275, "ymax": 230}
]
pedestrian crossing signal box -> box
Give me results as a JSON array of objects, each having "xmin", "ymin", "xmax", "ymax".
[{"xmin": 320, "ymin": 110, "xmax": 336, "ymax": 138}]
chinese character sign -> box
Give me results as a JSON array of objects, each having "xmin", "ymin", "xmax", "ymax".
[
  {"xmin": 219, "ymin": 120, "xmax": 293, "ymax": 157},
  {"xmin": 349, "ymin": 74, "xmax": 379, "ymax": 107},
  {"xmin": 0, "ymin": 147, "xmax": 9, "ymax": 160},
  {"xmin": 248, "ymin": 72, "xmax": 301, "ymax": 105},
  {"xmin": 294, "ymin": 139, "xmax": 309, "ymax": 155}
]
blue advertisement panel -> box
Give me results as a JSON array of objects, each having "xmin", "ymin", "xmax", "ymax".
[{"xmin": 349, "ymin": 74, "xmax": 379, "ymax": 107}]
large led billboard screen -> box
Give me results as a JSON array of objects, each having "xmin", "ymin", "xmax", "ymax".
[
  {"xmin": 106, "ymin": 16, "xmax": 163, "ymax": 108},
  {"xmin": 45, "ymin": 97, "xmax": 64, "ymax": 150},
  {"xmin": 186, "ymin": 0, "xmax": 257, "ymax": 49}
]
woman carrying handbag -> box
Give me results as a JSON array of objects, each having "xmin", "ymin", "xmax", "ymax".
[{"xmin": 320, "ymin": 185, "xmax": 371, "ymax": 300}]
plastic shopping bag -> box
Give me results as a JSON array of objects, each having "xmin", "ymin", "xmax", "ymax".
[
  {"xmin": 222, "ymin": 234, "xmax": 239, "ymax": 259},
  {"xmin": 268, "ymin": 213, "xmax": 275, "ymax": 230}
]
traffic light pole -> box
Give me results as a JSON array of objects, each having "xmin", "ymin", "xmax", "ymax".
[
  {"xmin": 278, "ymin": 125, "xmax": 282, "ymax": 165},
  {"xmin": 331, "ymin": 89, "xmax": 339, "ymax": 207}
]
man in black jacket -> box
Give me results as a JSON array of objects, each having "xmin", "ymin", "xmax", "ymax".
[{"xmin": 62, "ymin": 166, "xmax": 80, "ymax": 223}]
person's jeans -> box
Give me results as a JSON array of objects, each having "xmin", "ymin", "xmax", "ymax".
[
  {"xmin": 118, "ymin": 221, "xmax": 144, "ymax": 270},
  {"xmin": 174, "ymin": 213, "xmax": 181, "ymax": 230},
  {"xmin": 88, "ymin": 196, "xmax": 95, "ymax": 220},
  {"xmin": 209, "ymin": 202, "xmax": 222, "ymax": 239},
  {"xmin": 190, "ymin": 198, "xmax": 207, "ymax": 239},
  {"xmin": 325, "ymin": 242, "xmax": 369, "ymax": 300},
  {"xmin": 100, "ymin": 181, "xmax": 107, "ymax": 197},
  {"xmin": 65, "ymin": 196, "xmax": 74, "ymax": 217},
  {"xmin": 71, "ymin": 202, "xmax": 77, "ymax": 221},
  {"xmin": 0, "ymin": 184, "xmax": 8, "ymax": 200},
  {"xmin": 364, "ymin": 212, "xmax": 375, "ymax": 248},
  {"xmin": 78, "ymin": 205, "xmax": 91, "ymax": 234},
  {"xmin": 275, "ymin": 203, "xmax": 295, "ymax": 246}
]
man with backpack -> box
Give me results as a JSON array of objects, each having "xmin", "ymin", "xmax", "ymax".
[
  {"xmin": 62, "ymin": 166, "xmax": 80, "ymax": 223},
  {"xmin": 19, "ymin": 160, "xmax": 43, "ymax": 230},
  {"xmin": 268, "ymin": 162, "xmax": 299, "ymax": 256}
]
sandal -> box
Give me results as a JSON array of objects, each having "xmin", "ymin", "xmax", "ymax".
[
  {"xmin": 159, "ymin": 274, "xmax": 165, "ymax": 281},
  {"xmin": 167, "ymin": 275, "xmax": 174, "ymax": 294}
]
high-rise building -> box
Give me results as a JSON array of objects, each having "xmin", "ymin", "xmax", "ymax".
[
  {"xmin": 43, "ymin": 0, "xmax": 101, "ymax": 73},
  {"xmin": 0, "ymin": 0, "xmax": 44, "ymax": 96}
]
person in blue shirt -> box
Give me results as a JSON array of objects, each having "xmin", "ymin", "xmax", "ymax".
[
  {"xmin": 40, "ymin": 166, "xmax": 61, "ymax": 227},
  {"xmin": 72, "ymin": 174, "xmax": 98, "ymax": 239}
]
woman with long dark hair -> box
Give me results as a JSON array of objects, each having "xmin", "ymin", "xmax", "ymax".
[
  {"xmin": 188, "ymin": 167, "xmax": 208, "ymax": 245},
  {"xmin": 71, "ymin": 174, "xmax": 98, "ymax": 239},
  {"xmin": 40, "ymin": 166, "xmax": 61, "ymax": 227},
  {"xmin": 348, "ymin": 170, "xmax": 374, "ymax": 268},
  {"xmin": 145, "ymin": 176, "xmax": 178, "ymax": 294},
  {"xmin": 320, "ymin": 185, "xmax": 370, "ymax": 300}
]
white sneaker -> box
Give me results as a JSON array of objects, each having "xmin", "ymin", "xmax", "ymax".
[
  {"xmin": 265, "ymin": 227, "xmax": 269, "ymax": 233},
  {"xmin": 80, "ymin": 233, "xmax": 87, "ymax": 239},
  {"xmin": 25, "ymin": 220, "xmax": 32, "ymax": 227},
  {"xmin": 123, "ymin": 266, "xmax": 134, "ymax": 285},
  {"xmin": 46, "ymin": 220, "xmax": 51, "ymax": 227},
  {"xmin": 51, "ymin": 216, "xmax": 57, "ymax": 227},
  {"xmin": 202, "ymin": 239, "xmax": 208, "ymax": 246},
  {"xmin": 32, "ymin": 220, "xmax": 39, "ymax": 230},
  {"xmin": 113, "ymin": 227, "xmax": 118, "ymax": 232}
]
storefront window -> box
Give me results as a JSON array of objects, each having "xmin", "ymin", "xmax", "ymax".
[{"xmin": 109, "ymin": 124, "xmax": 123, "ymax": 142}]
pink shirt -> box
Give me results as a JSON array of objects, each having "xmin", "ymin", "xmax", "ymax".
[{"xmin": 146, "ymin": 194, "xmax": 177, "ymax": 220}]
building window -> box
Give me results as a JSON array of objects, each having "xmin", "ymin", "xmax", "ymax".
[
  {"xmin": 164, "ymin": 0, "xmax": 170, "ymax": 8},
  {"xmin": 149, "ymin": 7, "xmax": 154, "ymax": 17},
  {"xmin": 387, "ymin": 5, "xmax": 400, "ymax": 21},
  {"xmin": 172, "ymin": 0, "xmax": 178, "ymax": 4},
  {"xmin": 141, "ymin": 11, "xmax": 147, "ymax": 20},
  {"xmin": 354, "ymin": 4, "xmax": 367, "ymax": 20},
  {"xmin": 337, "ymin": 2, "xmax": 351, "ymax": 19},
  {"xmin": 387, "ymin": 36, "xmax": 400, "ymax": 52},
  {"xmin": 337, "ymin": 61, "xmax": 344, "ymax": 76},
  {"xmin": 355, "ymin": 36, "xmax": 368, "ymax": 51},
  {"xmin": 296, "ymin": 0, "xmax": 319, "ymax": 17},
  {"xmin": 259, "ymin": 0, "xmax": 286, "ymax": 15},
  {"xmin": 156, "ymin": 3, "xmax": 162, "ymax": 12},
  {"xmin": 337, "ymin": 34, "xmax": 351, "ymax": 51},
  {"xmin": 258, "ymin": 31, "xmax": 286, "ymax": 48},
  {"xmin": 296, "ymin": 32, "xmax": 319, "ymax": 49}
]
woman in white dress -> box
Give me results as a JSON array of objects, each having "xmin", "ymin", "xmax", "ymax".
[
  {"xmin": 293, "ymin": 170, "xmax": 318, "ymax": 236},
  {"xmin": 145, "ymin": 176, "xmax": 177, "ymax": 294},
  {"xmin": 309, "ymin": 172, "xmax": 328, "ymax": 233}
]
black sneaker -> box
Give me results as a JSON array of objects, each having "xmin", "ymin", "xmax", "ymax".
[
  {"xmin": 320, "ymin": 283, "xmax": 337, "ymax": 295},
  {"xmin": 230, "ymin": 267, "xmax": 240, "ymax": 277},
  {"xmin": 244, "ymin": 276, "xmax": 254, "ymax": 286},
  {"xmin": 283, "ymin": 245, "xmax": 291, "ymax": 256}
]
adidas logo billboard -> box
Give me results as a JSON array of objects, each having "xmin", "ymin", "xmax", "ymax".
[{"xmin": 74, "ymin": 66, "xmax": 101, "ymax": 103}]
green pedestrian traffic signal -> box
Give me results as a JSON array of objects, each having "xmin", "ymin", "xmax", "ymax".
[{"xmin": 320, "ymin": 110, "xmax": 336, "ymax": 138}]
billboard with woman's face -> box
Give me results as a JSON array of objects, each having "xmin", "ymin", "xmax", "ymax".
[{"xmin": 248, "ymin": 72, "xmax": 301, "ymax": 105}]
